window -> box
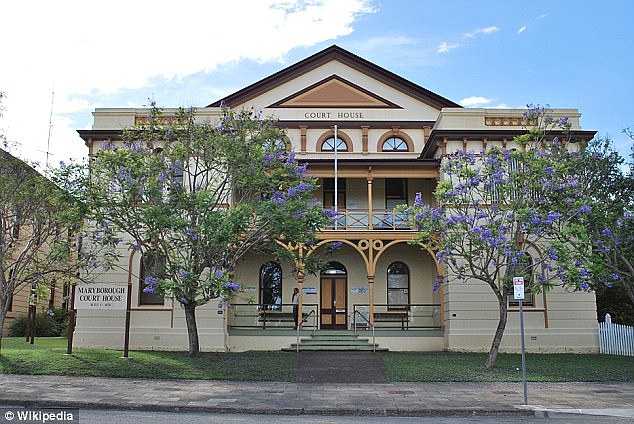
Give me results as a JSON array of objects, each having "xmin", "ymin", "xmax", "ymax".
[
  {"xmin": 385, "ymin": 178, "xmax": 407, "ymax": 209},
  {"xmin": 48, "ymin": 281, "xmax": 56, "ymax": 309},
  {"xmin": 382, "ymin": 137, "xmax": 408, "ymax": 152},
  {"xmin": 139, "ymin": 251, "xmax": 166, "ymax": 305},
  {"xmin": 387, "ymin": 262, "xmax": 409, "ymax": 309},
  {"xmin": 62, "ymin": 281, "xmax": 70, "ymax": 310},
  {"xmin": 259, "ymin": 262, "xmax": 282, "ymax": 309},
  {"xmin": 321, "ymin": 137, "xmax": 348, "ymax": 152},
  {"xmin": 264, "ymin": 138, "xmax": 287, "ymax": 152},
  {"xmin": 322, "ymin": 178, "xmax": 346, "ymax": 210},
  {"xmin": 7, "ymin": 269, "xmax": 14, "ymax": 311},
  {"xmin": 508, "ymin": 254, "xmax": 534, "ymax": 306},
  {"xmin": 321, "ymin": 261, "xmax": 347, "ymax": 275}
]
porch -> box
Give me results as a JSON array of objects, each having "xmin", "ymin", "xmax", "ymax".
[{"xmin": 228, "ymin": 303, "xmax": 443, "ymax": 331}]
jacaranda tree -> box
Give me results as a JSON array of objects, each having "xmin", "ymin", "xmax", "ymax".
[
  {"xmin": 87, "ymin": 103, "xmax": 327, "ymax": 355},
  {"xmin": 573, "ymin": 136, "xmax": 634, "ymax": 312},
  {"xmin": 404, "ymin": 105, "xmax": 600, "ymax": 368}
]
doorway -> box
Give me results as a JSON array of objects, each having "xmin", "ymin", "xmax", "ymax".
[{"xmin": 320, "ymin": 262, "xmax": 347, "ymax": 329}]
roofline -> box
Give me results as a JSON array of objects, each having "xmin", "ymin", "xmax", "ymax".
[
  {"xmin": 419, "ymin": 129, "xmax": 598, "ymax": 158},
  {"xmin": 208, "ymin": 45, "xmax": 461, "ymax": 110}
]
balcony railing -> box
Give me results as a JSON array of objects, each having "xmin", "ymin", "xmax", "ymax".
[{"xmin": 325, "ymin": 209, "xmax": 411, "ymax": 230}]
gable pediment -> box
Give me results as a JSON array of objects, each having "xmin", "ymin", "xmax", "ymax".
[
  {"xmin": 268, "ymin": 75, "xmax": 401, "ymax": 109},
  {"xmin": 209, "ymin": 45, "xmax": 460, "ymax": 110}
]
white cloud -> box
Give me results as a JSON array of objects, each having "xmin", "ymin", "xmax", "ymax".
[
  {"xmin": 459, "ymin": 96, "xmax": 493, "ymax": 107},
  {"xmin": 437, "ymin": 42, "xmax": 461, "ymax": 53},
  {"xmin": 0, "ymin": 0, "xmax": 375, "ymax": 167},
  {"xmin": 355, "ymin": 35, "xmax": 417, "ymax": 51},
  {"xmin": 518, "ymin": 25, "xmax": 527, "ymax": 34},
  {"xmin": 465, "ymin": 26, "xmax": 500, "ymax": 38}
]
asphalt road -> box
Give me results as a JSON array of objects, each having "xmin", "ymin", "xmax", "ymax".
[{"xmin": 5, "ymin": 409, "xmax": 627, "ymax": 424}]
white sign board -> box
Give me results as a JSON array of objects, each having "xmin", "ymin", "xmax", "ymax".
[
  {"xmin": 513, "ymin": 277, "xmax": 525, "ymax": 300},
  {"xmin": 303, "ymin": 287, "xmax": 317, "ymax": 294},
  {"xmin": 350, "ymin": 287, "xmax": 369, "ymax": 294},
  {"xmin": 75, "ymin": 284, "xmax": 128, "ymax": 310}
]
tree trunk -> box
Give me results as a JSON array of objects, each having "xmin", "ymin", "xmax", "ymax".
[
  {"xmin": 485, "ymin": 293, "xmax": 508, "ymax": 368},
  {"xmin": 0, "ymin": 313, "xmax": 5, "ymax": 355},
  {"xmin": 183, "ymin": 303, "xmax": 200, "ymax": 356},
  {"xmin": 0, "ymin": 299, "xmax": 10, "ymax": 355}
]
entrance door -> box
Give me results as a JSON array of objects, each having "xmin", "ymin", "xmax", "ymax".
[{"xmin": 320, "ymin": 275, "xmax": 347, "ymax": 329}]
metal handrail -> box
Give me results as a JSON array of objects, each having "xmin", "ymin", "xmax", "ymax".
[
  {"xmin": 353, "ymin": 303, "xmax": 442, "ymax": 329},
  {"xmin": 354, "ymin": 309, "xmax": 375, "ymax": 352},
  {"xmin": 296, "ymin": 309, "xmax": 318, "ymax": 352}
]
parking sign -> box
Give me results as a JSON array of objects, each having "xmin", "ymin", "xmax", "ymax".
[{"xmin": 513, "ymin": 277, "xmax": 525, "ymax": 300}]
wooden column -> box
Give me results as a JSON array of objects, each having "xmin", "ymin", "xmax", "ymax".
[
  {"xmin": 297, "ymin": 271, "xmax": 304, "ymax": 328},
  {"xmin": 368, "ymin": 274, "xmax": 375, "ymax": 326},
  {"xmin": 367, "ymin": 167, "xmax": 373, "ymax": 230}
]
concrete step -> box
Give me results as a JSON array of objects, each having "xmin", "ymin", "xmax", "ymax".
[
  {"xmin": 282, "ymin": 345, "xmax": 388, "ymax": 351},
  {"xmin": 309, "ymin": 335, "xmax": 362, "ymax": 341},
  {"xmin": 284, "ymin": 330, "xmax": 387, "ymax": 352},
  {"xmin": 298, "ymin": 340, "xmax": 374, "ymax": 346}
]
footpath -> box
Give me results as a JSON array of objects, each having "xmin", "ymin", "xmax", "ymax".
[{"xmin": 0, "ymin": 352, "xmax": 632, "ymax": 419}]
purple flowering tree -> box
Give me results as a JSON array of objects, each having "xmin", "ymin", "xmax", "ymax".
[
  {"xmin": 86, "ymin": 103, "xmax": 326, "ymax": 355},
  {"xmin": 405, "ymin": 105, "xmax": 599, "ymax": 367},
  {"xmin": 569, "ymin": 136, "xmax": 634, "ymax": 315},
  {"xmin": 0, "ymin": 148, "xmax": 104, "ymax": 352}
]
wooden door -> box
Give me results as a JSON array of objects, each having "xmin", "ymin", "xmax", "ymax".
[{"xmin": 320, "ymin": 276, "xmax": 347, "ymax": 329}]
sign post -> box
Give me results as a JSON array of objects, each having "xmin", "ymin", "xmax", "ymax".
[{"xmin": 513, "ymin": 276, "xmax": 528, "ymax": 405}]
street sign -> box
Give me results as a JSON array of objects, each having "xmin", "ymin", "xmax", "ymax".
[{"xmin": 513, "ymin": 276, "xmax": 525, "ymax": 300}]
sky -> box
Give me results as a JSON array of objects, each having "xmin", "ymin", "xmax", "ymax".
[{"xmin": 1, "ymin": 0, "xmax": 633, "ymax": 169}]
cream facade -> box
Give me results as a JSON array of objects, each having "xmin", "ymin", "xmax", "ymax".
[{"xmin": 75, "ymin": 46, "xmax": 599, "ymax": 353}]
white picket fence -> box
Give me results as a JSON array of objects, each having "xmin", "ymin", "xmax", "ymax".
[{"xmin": 598, "ymin": 314, "xmax": 634, "ymax": 356}]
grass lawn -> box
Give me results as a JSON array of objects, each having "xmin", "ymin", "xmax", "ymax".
[
  {"xmin": 379, "ymin": 351, "xmax": 633, "ymax": 382},
  {"xmin": 1, "ymin": 337, "xmax": 632, "ymax": 382},
  {"xmin": 0, "ymin": 338, "xmax": 297, "ymax": 381}
]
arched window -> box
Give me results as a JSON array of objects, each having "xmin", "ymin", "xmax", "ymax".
[
  {"xmin": 139, "ymin": 251, "xmax": 166, "ymax": 305},
  {"xmin": 387, "ymin": 262, "xmax": 410, "ymax": 309},
  {"xmin": 259, "ymin": 262, "xmax": 282, "ymax": 308},
  {"xmin": 263, "ymin": 138, "xmax": 287, "ymax": 153},
  {"xmin": 508, "ymin": 254, "xmax": 534, "ymax": 306},
  {"xmin": 382, "ymin": 137, "xmax": 408, "ymax": 152},
  {"xmin": 321, "ymin": 137, "xmax": 348, "ymax": 152},
  {"xmin": 321, "ymin": 261, "xmax": 347, "ymax": 275}
]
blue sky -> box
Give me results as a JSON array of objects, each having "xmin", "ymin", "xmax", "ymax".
[{"xmin": 1, "ymin": 0, "xmax": 632, "ymax": 166}]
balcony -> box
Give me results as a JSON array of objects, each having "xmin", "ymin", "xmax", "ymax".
[{"xmin": 324, "ymin": 208, "xmax": 412, "ymax": 231}]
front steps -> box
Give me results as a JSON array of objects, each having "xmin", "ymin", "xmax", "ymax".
[{"xmin": 282, "ymin": 330, "xmax": 388, "ymax": 351}]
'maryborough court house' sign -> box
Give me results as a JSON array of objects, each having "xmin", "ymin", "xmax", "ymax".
[{"xmin": 75, "ymin": 284, "xmax": 127, "ymax": 310}]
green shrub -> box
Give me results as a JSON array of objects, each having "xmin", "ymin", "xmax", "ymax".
[
  {"xmin": 49, "ymin": 308, "xmax": 70, "ymax": 336},
  {"xmin": 7, "ymin": 309, "xmax": 67, "ymax": 337}
]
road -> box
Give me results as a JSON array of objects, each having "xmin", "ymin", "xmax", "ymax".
[{"xmin": 71, "ymin": 409, "xmax": 633, "ymax": 423}]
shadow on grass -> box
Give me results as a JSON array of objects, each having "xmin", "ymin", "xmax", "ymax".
[
  {"xmin": 378, "ymin": 351, "xmax": 634, "ymax": 382},
  {"xmin": 1, "ymin": 339, "xmax": 298, "ymax": 381}
]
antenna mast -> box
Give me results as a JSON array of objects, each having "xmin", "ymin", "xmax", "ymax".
[{"xmin": 46, "ymin": 90, "xmax": 54, "ymax": 168}]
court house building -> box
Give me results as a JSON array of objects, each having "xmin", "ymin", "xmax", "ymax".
[{"xmin": 75, "ymin": 46, "xmax": 599, "ymax": 353}]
